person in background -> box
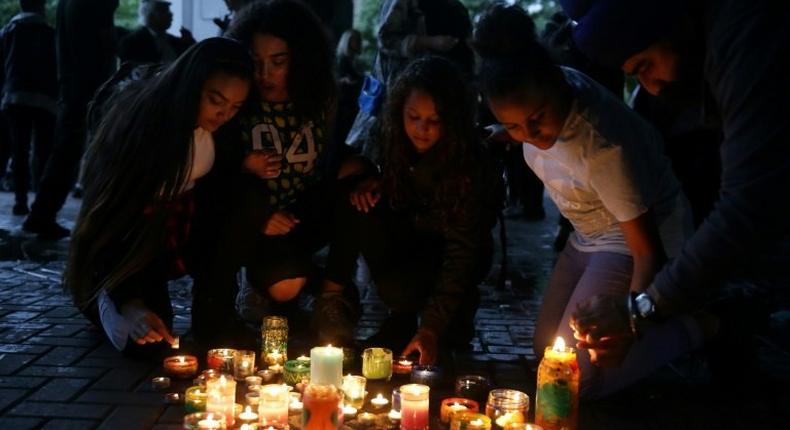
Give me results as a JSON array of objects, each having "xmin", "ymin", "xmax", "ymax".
[
  {"xmin": 65, "ymin": 38, "xmax": 252, "ymax": 354},
  {"xmin": 560, "ymin": 0, "xmax": 790, "ymax": 387},
  {"xmin": 22, "ymin": 0, "xmax": 118, "ymax": 240},
  {"xmin": 317, "ymin": 56, "xmax": 501, "ymax": 363},
  {"xmin": 0, "ymin": 0, "xmax": 57, "ymax": 216},
  {"xmin": 118, "ymin": 0, "xmax": 195, "ymax": 66},
  {"xmin": 213, "ymin": 0, "xmax": 252, "ymax": 36},
  {"xmin": 334, "ymin": 29, "xmax": 363, "ymax": 149}
]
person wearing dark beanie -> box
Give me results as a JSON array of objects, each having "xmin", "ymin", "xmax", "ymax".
[{"xmin": 559, "ymin": 0, "xmax": 790, "ymax": 384}]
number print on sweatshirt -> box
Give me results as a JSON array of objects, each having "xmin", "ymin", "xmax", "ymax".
[{"xmin": 252, "ymin": 121, "xmax": 318, "ymax": 173}]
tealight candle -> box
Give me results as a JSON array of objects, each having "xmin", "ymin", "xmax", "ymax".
[
  {"xmin": 451, "ymin": 412, "xmax": 492, "ymax": 430},
  {"xmin": 207, "ymin": 349, "xmax": 236, "ymax": 374},
  {"xmin": 441, "ymin": 398, "xmax": 479, "ymax": 423},
  {"xmin": 357, "ymin": 412, "xmax": 377, "ymax": 425},
  {"xmin": 410, "ymin": 365, "xmax": 442, "ymax": 386},
  {"xmin": 388, "ymin": 408, "xmax": 402, "ymax": 423},
  {"xmin": 393, "ymin": 356, "xmax": 414, "ymax": 375},
  {"xmin": 246, "ymin": 376, "xmax": 263, "ymax": 388},
  {"xmin": 289, "ymin": 398, "xmax": 303, "ymax": 413},
  {"xmin": 245, "ymin": 391, "xmax": 260, "ymax": 407},
  {"xmin": 362, "ymin": 347, "xmax": 393, "ymax": 380},
  {"xmin": 535, "ymin": 337, "xmax": 578, "ymax": 430},
  {"xmin": 342, "ymin": 404, "xmax": 357, "ymax": 419},
  {"xmin": 310, "ymin": 345, "xmax": 343, "ymax": 388},
  {"xmin": 237, "ymin": 406, "xmax": 258, "ymax": 425},
  {"xmin": 163, "ymin": 355, "xmax": 198, "ymax": 379},
  {"xmin": 296, "ymin": 355, "xmax": 310, "ymax": 363},
  {"xmin": 341, "ymin": 374, "xmax": 367, "ymax": 409},
  {"xmin": 165, "ymin": 393, "xmax": 182, "ymax": 404},
  {"xmin": 185, "ymin": 386, "xmax": 208, "ymax": 413},
  {"xmin": 400, "ymin": 384, "xmax": 430, "ymax": 430},
  {"xmin": 257, "ymin": 369, "xmax": 275, "ymax": 382},
  {"xmin": 183, "ymin": 412, "xmax": 227, "ymax": 429},
  {"xmin": 206, "ymin": 375, "xmax": 236, "ymax": 427},
  {"xmin": 370, "ymin": 393, "xmax": 389, "ymax": 409},
  {"xmin": 151, "ymin": 376, "xmax": 171, "ymax": 390},
  {"xmin": 455, "ymin": 375, "xmax": 492, "ymax": 407}
]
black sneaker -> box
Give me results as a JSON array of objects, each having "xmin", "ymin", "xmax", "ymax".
[
  {"xmin": 313, "ymin": 293, "xmax": 360, "ymax": 346},
  {"xmin": 22, "ymin": 217, "xmax": 70, "ymax": 240},
  {"xmin": 12, "ymin": 202, "xmax": 29, "ymax": 216}
]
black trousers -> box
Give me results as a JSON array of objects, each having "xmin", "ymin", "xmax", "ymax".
[
  {"xmin": 4, "ymin": 105, "xmax": 55, "ymax": 203},
  {"xmin": 326, "ymin": 197, "xmax": 488, "ymax": 338},
  {"xmin": 28, "ymin": 97, "xmax": 87, "ymax": 223}
]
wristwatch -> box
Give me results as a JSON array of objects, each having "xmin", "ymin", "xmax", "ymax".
[{"xmin": 628, "ymin": 291, "xmax": 657, "ymax": 337}]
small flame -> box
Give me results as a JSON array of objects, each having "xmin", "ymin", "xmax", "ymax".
[
  {"xmin": 178, "ymin": 356, "xmax": 185, "ymax": 364},
  {"xmin": 553, "ymin": 336, "xmax": 566, "ymax": 351},
  {"xmin": 245, "ymin": 406, "xmax": 252, "ymax": 413}
]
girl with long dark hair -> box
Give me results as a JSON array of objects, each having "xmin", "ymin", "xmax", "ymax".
[
  {"xmin": 65, "ymin": 38, "xmax": 252, "ymax": 352},
  {"xmin": 475, "ymin": 4, "xmax": 699, "ymax": 398},
  {"xmin": 317, "ymin": 56, "xmax": 501, "ymax": 364}
]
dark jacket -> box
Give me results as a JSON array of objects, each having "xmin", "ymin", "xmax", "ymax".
[
  {"xmin": 0, "ymin": 12, "xmax": 57, "ymax": 113},
  {"xmin": 56, "ymin": 0, "xmax": 118, "ymax": 105},
  {"xmin": 649, "ymin": 0, "xmax": 790, "ymax": 311},
  {"xmin": 118, "ymin": 27, "xmax": 192, "ymax": 65},
  {"xmin": 396, "ymin": 143, "xmax": 501, "ymax": 334}
]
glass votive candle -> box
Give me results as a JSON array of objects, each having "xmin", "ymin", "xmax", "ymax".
[
  {"xmin": 451, "ymin": 412, "xmax": 492, "ymax": 430},
  {"xmin": 261, "ymin": 316, "xmax": 288, "ymax": 364},
  {"xmin": 237, "ymin": 405, "xmax": 259, "ymax": 425},
  {"xmin": 194, "ymin": 369, "xmax": 220, "ymax": 387},
  {"xmin": 392, "ymin": 387, "xmax": 401, "ymax": 411},
  {"xmin": 183, "ymin": 411, "xmax": 227, "ymax": 429},
  {"xmin": 357, "ymin": 412, "xmax": 377, "ymax": 425},
  {"xmin": 341, "ymin": 404, "xmax": 357, "ymax": 419},
  {"xmin": 440, "ymin": 398, "xmax": 480, "ymax": 423},
  {"xmin": 455, "ymin": 375, "xmax": 492, "ymax": 406},
  {"xmin": 370, "ymin": 393, "xmax": 389, "ymax": 409},
  {"xmin": 207, "ymin": 349, "xmax": 236, "ymax": 374},
  {"xmin": 234, "ymin": 350, "xmax": 256, "ymax": 381},
  {"xmin": 485, "ymin": 389, "xmax": 529, "ymax": 430},
  {"xmin": 388, "ymin": 408, "xmax": 402, "ymax": 423},
  {"xmin": 393, "ymin": 356, "xmax": 414, "ymax": 375},
  {"xmin": 258, "ymin": 384, "xmax": 289, "ymax": 427},
  {"xmin": 400, "ymin": 384, "xmax": 430, "ymax": 430},
  {"xmin": 245, "ymin": 391, "xmax": 260, "ymax": 407},
  {"xmin": 410, "ymin": 365, "xmax": 442, "ymax": 386},
  {"xmin": 185, "ymin": 386, "xmax": 208, "ymax": 413},
  {"xmin": 206, "ymin": 375, "xmax": 237, "ymax": 427},
  {"xmin": 283, "ymin": 359, "xmax": 311, "ymax": 386},
  {"xmin": 341, "ymin": 374, "xmax": 367, "ymax": 409},
  {"xmin": 257, "ymin": 369, "xmax": 275, "ymax": 383},
  {"xmin": 362, "ymin": 347, "xmax": 393, "ymax": 380},
  {"xmin": 163, "ymin": 355, "xmax": 198, "ymax": 379},
  {"xmin": 302, "ymin": 384, "xmax": 342, "ymax": 429}
]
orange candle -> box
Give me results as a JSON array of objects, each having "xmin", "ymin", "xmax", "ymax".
[{"xmin": 163, "ymin": 355, "xmax": 198, "ymax": 379}]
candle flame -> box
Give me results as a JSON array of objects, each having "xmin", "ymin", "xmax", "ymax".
[
  {"xmin": 376, "ymin": 393, "xmax": 384, "ymax": 400},
  {"xmin": 553, "ymin": 336, "xmax": 566, "ymax": 351},
  {"xmin": 471, "ymin": 419, "xmax": 483, "ymax": 425},
  {"xmin": 219, "ymin": 375, "xmax": 226, "ymax": 385}
]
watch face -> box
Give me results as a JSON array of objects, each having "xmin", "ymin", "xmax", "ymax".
[{"xmin": 636, "ymin": 293, "xmax": 654, "ymax": 317}]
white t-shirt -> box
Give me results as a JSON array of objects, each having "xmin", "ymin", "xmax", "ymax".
[
  {"xmin": 183, "ymin": 126, "xmax": 215, "ymax": 191},
  {"xmin": 523, "ymin": 68, "xmax": 690, "ymax": 256}
]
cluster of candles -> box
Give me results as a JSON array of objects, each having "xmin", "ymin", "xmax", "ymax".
[{"xmin": 159, "ymin": 319, "xmax": 578, "ymax": 430}]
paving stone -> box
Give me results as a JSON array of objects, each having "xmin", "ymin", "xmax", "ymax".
[
  {"xmin": 41, "ymin": 419, "xmax": 100, "ymax": 430},
  {"xmin": 38, "ymin": 324, "xmax": 87, "ymax": 338},
  {"xmin": 0, "ymin": 388, "xmax": 28, "ymax": 412},
  {"xmin": 77, "ymin": 390, "xmax": 166, "ymax": 406},
  {"xmin": 0, "ymin": 416, "xmax": 42, "ymax": 429},
  {"xmin": 19, "ymin": 365, "xmax": 107, "ymax": 378},
  {"xmin": 157, "ymin": 405, "xmax": 185, "ymax": 423},
  {"xmin": 0, "ymin": 343, "xmax": 50, "ymax": 354},
  {"xmin": 9, "ymin": 400, "xmax": 111, "ymax": 419},
  {"xmin": 3, "ymin": 311, "xmax": 41, "ymax": 321},
  {"xmin": 29, "ymin": 378, "xmax": 92, "ymax": 402},
  {"xmin": 479, "ymin": 331, "xmax": 513, "ymax": 345},
  {"xmin": 96, "ymin": 405, "xmax": 163, "ymax": 430},
  {"xmin": 0, "ymin": 328, "xmax": 41, "ymax": 343},
  {"xmin": 0, "ymin": 353, "xmax": 36, "ymax": 375},
  {"xmin": 486, "ymin": 345, "xmax": 534, "ymax": 355},
  {"xmin": 43, "ymin": 307, "xmax": 80, "ymax": 318},
  {"xmin": 90, "ymin": 366, "xmax": 157, "ymax": 391},
  {"xmin": 26, "ymin": 336, "xmax": 100, "ymax": 348},
  {"xmin": 151, "ymin": 425, "xmax": 182, "ymax": 430},
  {"xmin": 34, "ymin": 346, "xmax": 90, "ymax": 366},
  {"xmin": 0, "ymin": 375, "xmax": 46, "ymax": 389}
]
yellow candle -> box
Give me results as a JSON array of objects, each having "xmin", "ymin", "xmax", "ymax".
[{"xmin": 535, "ymin": 337, "xmax": 579, "ymax": 430}]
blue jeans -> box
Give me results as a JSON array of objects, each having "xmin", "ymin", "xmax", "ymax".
[{"xmin": 535, "ymin": 243, "xmax": 704, "ymax": 399}]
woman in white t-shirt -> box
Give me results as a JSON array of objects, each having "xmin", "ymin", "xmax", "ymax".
[
  {"xmin": 64, "ymin": 38, "xmax": 252, "ymax": 354},
  {"xmin": 475, "ymin": 4, "xmax": 702, "ymax": 398}
]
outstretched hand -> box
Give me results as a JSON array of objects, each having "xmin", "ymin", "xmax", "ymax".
[
  {"xmin": 120, "ymin": 300, "xmax": 175, "ymax": 346},
  {"xmin": 570, "ymin": 294, "xmax": 634, "ymax": 368},
  {"xmin": 349, "ymin": 178, "xmax": 381, "ymax": 213},
  {"xmin": 401, "ymin": 329, "xmax": 438, "ymax": 365}
]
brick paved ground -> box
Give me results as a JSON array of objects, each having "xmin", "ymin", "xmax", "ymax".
[{"xmin": 0, "ymin": 191, "xmax": 788, "ymax": 429}]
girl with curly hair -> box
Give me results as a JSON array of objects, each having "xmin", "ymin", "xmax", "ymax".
[{"xmin": 316, "ymin": 56, "xmax": 502, "ymax": 364}]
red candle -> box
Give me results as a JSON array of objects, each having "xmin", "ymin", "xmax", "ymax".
[
  {"xmin": 163, "ymin": 355, "xmax": 198, "ymax": 379},
  {"xmin": 440, "ymin": 397, "xmax": 479, "ymax": 423},
  {"xmin": 393, "ymin": 356, "xmax": 414, "ymax": 375}
]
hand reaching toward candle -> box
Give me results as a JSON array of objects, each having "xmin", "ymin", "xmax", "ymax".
[
  {"xmin": 349, "ymin": 177, "xmax": 382, "ymax": 213},
  {"xmin": 570, "ymin": 294, "xmax": 633, "ymax": 367},
  {"xmin": 402, "ymin": 329, "xmax": 438, "ymax": 365},
  {"xmin": 120, "ymin": 300, "xmax": 176, "ymax": 346}
]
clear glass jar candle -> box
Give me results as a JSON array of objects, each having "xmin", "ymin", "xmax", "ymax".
[
  {"xmin": 485, "ymin": 389, "xmax": 529, "ymax": 430},
  {"xmin": 234, "ymin": 350, "xmax": 256, "ymax": 381},
  {"xmin": 183, "ymin": 412, "xmax": 227, "ymax": 429},
  {"xmin": 340, "ymin": 374, "xmax": 367, "ymax": 409},
  {"xmin": 258, "ymin": 384, "xmax": 289, "ymax": 427},
  {"xmin": 261, "ymin": 316, "xmax": 288, "ymax": 366}
]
